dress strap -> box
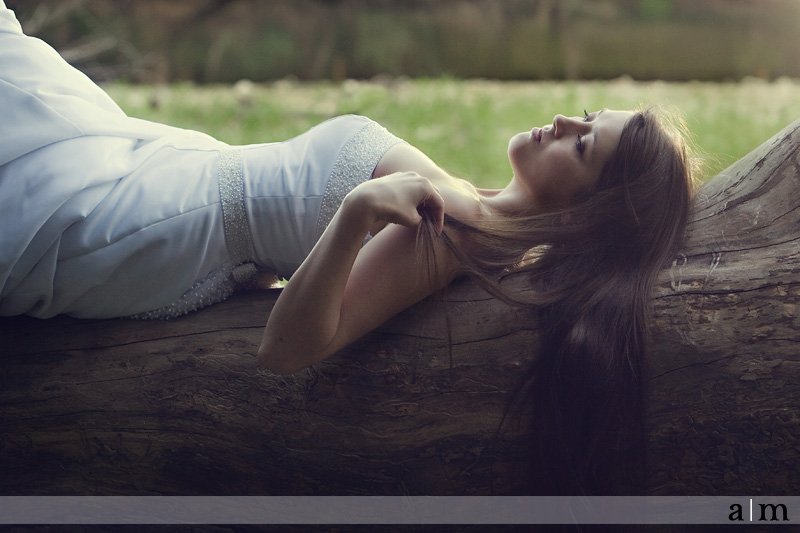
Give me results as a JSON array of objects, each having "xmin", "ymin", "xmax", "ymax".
[{"xmin": 314, "ymin": 120, "xmax": 405, "ymax": 241}]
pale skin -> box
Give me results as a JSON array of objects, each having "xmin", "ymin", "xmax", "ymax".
[{"xmin": 257, "ymin": 109, "xmax": 632, "ymax": 374}]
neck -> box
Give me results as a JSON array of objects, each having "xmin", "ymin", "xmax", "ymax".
[{"xmin": 478, "ymin": 177, "xmax": 543, "ymax": 218}]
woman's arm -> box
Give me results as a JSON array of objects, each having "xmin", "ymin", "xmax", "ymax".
[{"xmin": 257, "ymin": 171, "xmax": 458, "ymax": 374}]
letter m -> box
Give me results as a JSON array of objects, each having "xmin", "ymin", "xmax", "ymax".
[{"xmin": 759, "ymin": 503, "xmax": 788, "ymax": 522}]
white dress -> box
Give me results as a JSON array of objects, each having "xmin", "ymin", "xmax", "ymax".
[{"xmin": 0, "ymin": 2, "xmax": 404, "ymax": 319}]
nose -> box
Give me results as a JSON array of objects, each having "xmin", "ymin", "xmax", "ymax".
[{"xmin": 552, "ymin": 114, "xmax": 588, "ymax": 138}]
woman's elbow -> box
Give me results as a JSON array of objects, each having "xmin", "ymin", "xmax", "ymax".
[
  {"xmin": 256, "ymin": 342, "xmax": 303, "ymax": 375},
  {"xmin": 256, "ymin": 339, "xmax": 322, "ymax": 375}
]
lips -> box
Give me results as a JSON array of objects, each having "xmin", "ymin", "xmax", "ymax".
[{"xmin": 531, "ymin": 127, "xmax": 542, "ymax": 144}]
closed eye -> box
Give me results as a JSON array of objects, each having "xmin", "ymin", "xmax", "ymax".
[{"xmin": 576, "ymin": 135, "xmax": 585, "ymax": 155}]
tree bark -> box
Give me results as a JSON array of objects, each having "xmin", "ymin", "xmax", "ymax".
[{"xmin": 1, "ymin": 120, "xmax": 798, "ymax": 496}]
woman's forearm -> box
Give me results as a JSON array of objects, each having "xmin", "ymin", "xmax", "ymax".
[
  {"xmin": 257, "ymin": 172, "xmax": 445, "ymax": 374},
  {"xmin": 257, "ymin": 194, "xmax": 369, "ymax": 373}
]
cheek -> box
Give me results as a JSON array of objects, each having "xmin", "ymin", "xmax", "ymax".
[
  {"xmin": 542, "ymin": 169, "xmax": 593, "ymax": 207},
  {"xmin": 508, "ymin": 143, "xmax": 589, "ymax": 206},
  {"xmin": 532, "ymin": 156, "xmax": 586, "ymax": 206}
]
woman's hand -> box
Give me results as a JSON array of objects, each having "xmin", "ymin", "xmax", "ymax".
[
  {"xmin": 258, "ymin": 171, "xmax": 456, "ymax": 374},
  {"xmin": 343, "ymin": 172, "xmax": 445, "ymax": 234}
]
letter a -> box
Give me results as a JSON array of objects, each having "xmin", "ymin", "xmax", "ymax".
[{"xmin": 729, "ymin": 504, "xmax": 743, "ymax": 521}]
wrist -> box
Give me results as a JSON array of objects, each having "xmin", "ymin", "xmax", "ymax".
[{"xmin": 337, "ymin": 190, "xmax": 375, "ymax": 237}]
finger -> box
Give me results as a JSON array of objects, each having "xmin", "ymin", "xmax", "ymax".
[
  {"xmin": 423, "ymin": 188, "xmax": 445, "ymax": 235},
  {"xmin": 368, "ymin": 219, "xmax": 388, "ymax": 236},
  {"xmin": 402, "ymin": 209, "xmax": 423, "ymax": 228},
  {"xmin": 417, "ymin": 200, "xmax": 443, "ymax": 234}
]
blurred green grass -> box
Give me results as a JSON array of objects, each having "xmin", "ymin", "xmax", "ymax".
[{"xmin": 106, "ymin": 78, "xmax": 800, "ymax": 188}]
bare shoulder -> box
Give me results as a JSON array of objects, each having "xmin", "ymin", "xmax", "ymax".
[
  {"xmin": 374, "ymin": 142, "xmax": 482, "ymax": 221},
  {"xmin": 374, "ymin": 142, "xmax": 449, "ymax": 181}
]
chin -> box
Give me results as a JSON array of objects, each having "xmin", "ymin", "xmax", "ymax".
[
  {"xmin": 507, "ymin": 135, "xmax": 532, "ymax": 167},
  {"xmin": 508, "ymin": 131, "xmax": 530, "ymax": 151}
]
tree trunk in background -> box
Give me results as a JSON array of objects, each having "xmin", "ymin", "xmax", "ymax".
[{"xmin": 1, "ymin": 120, "xmax": 798, "ymax": 496}]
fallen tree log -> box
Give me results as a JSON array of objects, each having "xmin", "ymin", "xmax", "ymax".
[{"xmin": 1, "ymin": 120, "xmax": 798, "ymax": 496}]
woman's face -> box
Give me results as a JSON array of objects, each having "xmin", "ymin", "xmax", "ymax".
[{"xmin": 507, "ymin": 109, "xmax": 633, "ymax": 210}]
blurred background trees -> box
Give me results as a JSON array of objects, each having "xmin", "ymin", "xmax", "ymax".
[{"xmin": 7, "ymin": 0, "xmax": 799, "ymax": 83}]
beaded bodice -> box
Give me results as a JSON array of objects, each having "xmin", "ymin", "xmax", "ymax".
[{"xmin": 133, "ymin": 116, "xmax": 404, "ymax": 319}]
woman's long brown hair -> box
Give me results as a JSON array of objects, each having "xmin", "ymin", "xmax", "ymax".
[{"xmin": 418, "ymin": 106, "xmax": 698, "ymax": 494}]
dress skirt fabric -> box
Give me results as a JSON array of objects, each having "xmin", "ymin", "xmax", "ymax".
[{"xmin": 0, "ymin": 2, "xmax": 404, "ymax": 319}]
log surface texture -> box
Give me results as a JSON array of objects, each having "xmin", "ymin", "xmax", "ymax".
[{"xmin": 1, "ymin": 120, "xmax": 799, "ymax": 496}]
